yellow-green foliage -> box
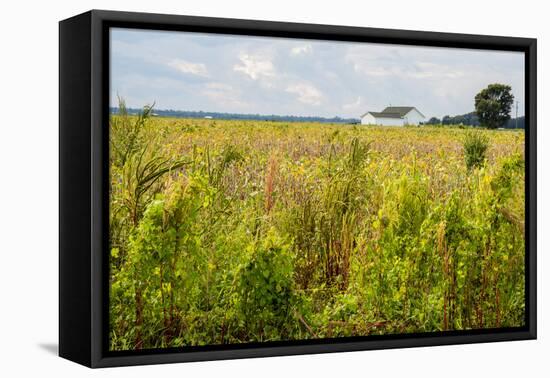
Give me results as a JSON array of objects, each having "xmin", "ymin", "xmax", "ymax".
[{"xmin": 109, "ymin": 111, "xmax": 525, "ymax": 350}]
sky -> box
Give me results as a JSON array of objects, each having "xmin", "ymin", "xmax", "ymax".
[{"xmin": 110, "ymin": 28, "xmax": 525, "ymax": 120}]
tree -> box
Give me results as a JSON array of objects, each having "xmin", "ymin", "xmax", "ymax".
[
  {"xmin": 474, "ymin": 84, "xmax": 514, "ymax": 129},
  {"xmin": 426, "ymin": 117, "xmax": 441, "ymax": 125}
]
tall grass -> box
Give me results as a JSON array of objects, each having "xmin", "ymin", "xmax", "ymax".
[{"xmin": 109, "ymin": 109, "xmax": 525, "ymax": 350}]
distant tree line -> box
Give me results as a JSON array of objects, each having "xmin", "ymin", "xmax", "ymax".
[
  {"xmin": 425, "ymin": 84, "xmax": 522, "ymax": 129},
  {"xmin": 110, "ymin": 107, "xmax": 360, "ymax": 124},
  {"xmin": 425, "ymin": 113, "xmax": 524, "ymax": 129}
]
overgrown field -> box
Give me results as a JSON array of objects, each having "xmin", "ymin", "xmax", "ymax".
[{"xmin": 109, "ymin": 107, "xmax": 525, "ymax": 351}]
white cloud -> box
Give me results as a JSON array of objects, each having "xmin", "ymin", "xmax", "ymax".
[
  {"xmin": 346, "ymin": 47, "xmax": 466, "ymax": 80},
  {"xmin": 350, "ymin": 61, "xmax": 465, "ymax": 79},
  {"xmin": 343, "ymin": 96, "xmax": 362, "ymax": 110},
  {"xmin": 168, "ymin": 59, "xmax": 209, "ymax": 77},
  {"xmin": 285, "ymin": 83, "xmax": 323, "ymax": 106},
  {"xmin": 202, "ymin": 82, "xmax": 247, "ymax": 108},
  {"xmin": 411, "ymin": 62, "xmax": 465, "ymax": 79},
  {"xmin": 290, "ymin": 44, "xmax": 312, "ymax": 56},
  {"xmin": 233, "ymin": 53, "xmax": 276, "ymax": 80}
]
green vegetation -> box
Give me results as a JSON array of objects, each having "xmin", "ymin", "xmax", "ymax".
[
  {"xmin": 463, "ymin": 131, "xmax": 490, "ymax": 170},
  {"xmin": 475, "ymin": 84, "xmax": 515, "ymax": 129},
  {"xmin": 109, "ymin": 105, "xmax": 525, "ymax": 351}
]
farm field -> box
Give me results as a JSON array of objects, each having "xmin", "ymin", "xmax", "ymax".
[{"xmin": 108, "ymin": 110, "xmax": 525, "ymax": 351}]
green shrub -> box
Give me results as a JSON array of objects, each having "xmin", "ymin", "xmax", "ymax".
[
  {"xmin": 463, "ymin": 131, "xmax": 489, "ymax": 170},
  {"xmin": 234, "ymin": 229, "xmax": 300, "ymax": 341}
]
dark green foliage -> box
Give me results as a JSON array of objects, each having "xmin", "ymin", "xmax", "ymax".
[
  {"xmin": 425, "ymin": 112, "xmax": 523, "ymax": 129},
  {"xmin": 426, "ymin": 117, "xmax": 442, "ymax": 125},
  {"xmin": 234, "ymin": 230, "xmax": 301, "ymax": 341},
  {"xmin": 475, "ymin": 84, "xmax": 514, "ymax": 129},
  {"xmin": 463, "ymin": 131, "xmax": 489, "ymax": 170},
  {"xmin": 442, "ymin": 112, "xmax": 480, "ymax": 126}
]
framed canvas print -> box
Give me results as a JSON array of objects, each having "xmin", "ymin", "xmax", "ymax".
[{"xmin": 59, "ymin": 10, "xmax": 536, "ymax": 368}]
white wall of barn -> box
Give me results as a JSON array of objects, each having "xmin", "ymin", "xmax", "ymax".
[
  {"xmin": 403, "ymin": 109, "xmax": 425, "ymax": 125},
  {"xmin": 360, "ymin": 113, "xmax": 376, "ymax": 124},
  {"xmin": 361, "ymin": 113, "xmax": 405, "ymax": 126},
  {"xmin": 376, "ymin": 117, "xmax": 405, "ymax": 126}
]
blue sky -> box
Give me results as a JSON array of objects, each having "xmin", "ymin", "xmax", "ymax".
[{"xmin": 110, "ymin": 28, "xmax": 525, "ymax": 119}]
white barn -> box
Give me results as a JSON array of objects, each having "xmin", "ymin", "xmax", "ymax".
[{"xmin": 361, "ymin": 106, "xmax": 425, "ymax": 126}]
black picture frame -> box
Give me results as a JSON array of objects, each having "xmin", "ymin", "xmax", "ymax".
[{"xmin": 59, "ymin": 9, "xmax": 537, "ymax": 368}]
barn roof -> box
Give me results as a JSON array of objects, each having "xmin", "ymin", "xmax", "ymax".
[
  {"xmin": 361, "ymin": 106, "xmax": 425, "ymax": 119},
  {"xmin": 382, "ymin": 106, "xmax": 416, "ymax": 116},
  {"xmin": 364, "ymin": 111, "xmax": 403, "ymax": 119}
]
